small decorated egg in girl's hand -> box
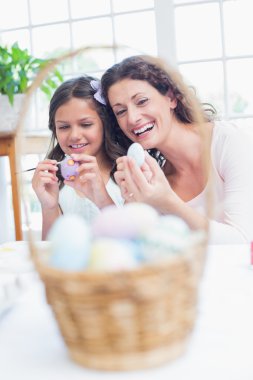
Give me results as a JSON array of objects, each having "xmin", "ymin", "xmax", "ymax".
[
  {"xmin": 59, "ymin": 155, "xmax": 80, "ymax": 180},
  {"xmin": 127, "ymin": 143, "xmax": 145, "ymax": 167}
]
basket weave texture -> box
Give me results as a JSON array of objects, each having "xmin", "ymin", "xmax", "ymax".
[{"xmin": 35, "ymin": 243, "xmax": 205, "ymax": 371}]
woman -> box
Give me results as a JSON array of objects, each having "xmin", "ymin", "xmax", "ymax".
[
  {"xmin": 32, "ymin": 76, "xmax": 123, "ymax": 239},
  {"xmin": 101, "ymin": 55, "xmax": 253, "ymax": 244}
]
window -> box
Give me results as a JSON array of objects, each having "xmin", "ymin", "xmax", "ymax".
[
  {"xmin": 0, "ymin": 0, "xmax": 156, "ymax": 131},
  {"xmin": 1, "ymin": 0, "xmax": 252, "ymax": 126},
  {"xmin": 173, "ymin": 0, "xmax": 253, "ymax": 128}
]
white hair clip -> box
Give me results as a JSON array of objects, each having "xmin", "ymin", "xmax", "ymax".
[{"xmin": 90, "ymin": 80, "xmax": 106, "ymax": 105}]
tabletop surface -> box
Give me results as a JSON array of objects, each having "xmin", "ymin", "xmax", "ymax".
[{"xmin": 0, "ymin": 243, "xmax": 252, "ymax": 380}]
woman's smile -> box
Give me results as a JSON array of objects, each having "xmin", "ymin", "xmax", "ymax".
[{"xmin": 108, "ymin": 78, "xmax": 176, "ymax": 150}]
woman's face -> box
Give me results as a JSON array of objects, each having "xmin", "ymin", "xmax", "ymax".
[
  {"xmin": 55, "ymin": 97, "xmax": 104, "ymax": 158},
  {"xmin": 108, "ymin": 79, "xmax": 177, "ymax": 150}
]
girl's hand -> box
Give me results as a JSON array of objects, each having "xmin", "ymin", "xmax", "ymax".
[
  {"xmin": 32, "ymin": 159, "xmax": 59, "ymax": 210},
  {"xmin": 115, "ymin": 152, "xmax": 178, "ymax": 212},
  {"xmin": 65, "ymin": 154, "xmax": 114, "ymax": 208}
]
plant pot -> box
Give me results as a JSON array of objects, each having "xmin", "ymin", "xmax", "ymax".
[{"xmin": 0, "ymin": 94, "xmax": 26, "ymax": 134}]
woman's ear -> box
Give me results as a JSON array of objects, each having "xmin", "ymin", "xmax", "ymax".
[{"xmin": 166, "ymin": 90, "xmax": 177, "ymax": 109}]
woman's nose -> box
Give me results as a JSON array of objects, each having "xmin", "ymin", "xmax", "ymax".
[{"xmin": 127, "ymin": 106, "xmax": 141, "ymax": 125}]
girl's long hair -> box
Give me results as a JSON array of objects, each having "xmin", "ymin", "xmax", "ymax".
[{"xmin": 46, "ymin": 75, "xmax": 113, "ymax": 187}]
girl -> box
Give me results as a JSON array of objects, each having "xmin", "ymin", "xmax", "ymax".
[
  {"xmin": 32, "ymin": 76, "xmax": 123, "ymax": 240},
  {"xmin": 101, "ymin": 55, "xmax": 253, "ymax": 244}
]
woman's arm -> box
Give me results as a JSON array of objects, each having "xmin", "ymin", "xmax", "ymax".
[
  {"xmin": 115, "ymin": 132, "xmax": 253, "ymax": 244},
  {"xmin": 115, "ymin": 154, "xmax": 208, "ymax": 230},
  {"xmin": 207, "ymin": 126, "xmax": 253, "ymax": 243}
]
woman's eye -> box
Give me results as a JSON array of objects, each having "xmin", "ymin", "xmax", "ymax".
[
  {"xmin": 137, "ymin": 98, "xmax": 148, "ymax": 106},
  {"xmin": 115, "ymin": 109, "xmax": 126, "ymax": 117}
]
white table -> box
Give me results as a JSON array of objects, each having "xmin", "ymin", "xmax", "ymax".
[{"xmin": 0, "ymin": 244, "xmax": 253, "ymax": 380}]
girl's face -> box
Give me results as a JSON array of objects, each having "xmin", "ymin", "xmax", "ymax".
[
  {"xmin": 108, "ymin": 79, "xmax": 177, "ymax": 150},
  {"xmin": 55, "ymin": 97, "xmax": 104, "ymax": 158}
]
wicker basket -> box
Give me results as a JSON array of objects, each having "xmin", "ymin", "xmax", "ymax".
[
  {"xmin": 33, "ymin": 242, "xmax": 205, "ymax": 370},
  {"xmin": 16, "ymin": 49, "xmax": 210, "ymax": 371}
]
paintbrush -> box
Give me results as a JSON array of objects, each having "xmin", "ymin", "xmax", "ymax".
[{"xmin": 18, "ymin": 158, "xmax": 65, "ymax": 173}]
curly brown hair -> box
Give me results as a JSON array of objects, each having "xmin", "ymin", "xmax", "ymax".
[{"xmin": 101, "ymin": 55, "xmax": 215, "ymax": 171}]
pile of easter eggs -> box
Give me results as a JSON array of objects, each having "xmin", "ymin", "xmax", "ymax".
[
  {"xmin": 49, "ymin": 143, "xmax": 203, "ymax": 272},
  {"xmin": 48, "ymin": 203, "xmax": 203, "ymax": 272}
]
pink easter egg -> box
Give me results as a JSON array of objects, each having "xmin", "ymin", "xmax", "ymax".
[
  {"xmin": 59, "ymin": 156, "xmax": 79, "ymax": 180},
  {"xmin": 92, "ymin": 203, "xmax": 159, "ymax": 239}
]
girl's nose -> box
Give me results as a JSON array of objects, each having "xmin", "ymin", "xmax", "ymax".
[{"xmin": 69, "ymin": 126, "xmax": 82, "ymax": 141}]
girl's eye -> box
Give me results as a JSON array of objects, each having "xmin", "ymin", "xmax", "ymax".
[
  {"xmin": 137, "ymin": 97, "xmax": 148, "ymax": 106},
  {"xmin": 57, "ymin": 124, "xmax": 69, "ymax": 130},
  {"xmin": 81, "ymin": 123, "xmax": 92, "ymax": 128}
]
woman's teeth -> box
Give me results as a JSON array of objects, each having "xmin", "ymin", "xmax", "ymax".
[{"xmin": 133, "ymin": 123, "xmax": 154, "ymax": 136}]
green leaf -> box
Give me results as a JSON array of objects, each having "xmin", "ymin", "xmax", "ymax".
[
  {"xmin": 40, "ymin": 83, "xmax": 52, "ymax": 98},
  {"xmin": 0, "ymin": 41, "xmax": 63, "ymax": 106}
]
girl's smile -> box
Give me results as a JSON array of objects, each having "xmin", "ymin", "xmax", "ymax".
[{"xmin": 55, "ymin": 97, "xmax": 104, "ymax": 158}]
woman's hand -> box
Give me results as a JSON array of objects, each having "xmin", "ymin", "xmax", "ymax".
[
  {"xmin": 115, "ymin": 152, "xmax": 179, "ymax": 212},
  {"xmin": 115, "ymin": 153, "xmax": 152, "ymax": 200},
  {"xmin": 65, "ymin": 154, "xmax": 114, "ymax": 209},
  {"xmin": 32, "ymin": 159, "xmax": 59, "ymax": 210}
]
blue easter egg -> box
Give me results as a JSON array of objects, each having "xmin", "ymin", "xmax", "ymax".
[{"xmin": 48, "ymin": 214, "xmax": 90, "ymax": 270}]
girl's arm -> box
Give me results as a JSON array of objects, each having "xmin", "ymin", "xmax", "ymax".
[
  {"xmin": 32, "ymin": 159, "xmax": 60, "ymax": 239},
  {"xmin": 41, "ymin": 205, "xmax": 62, "ymax": 240}
]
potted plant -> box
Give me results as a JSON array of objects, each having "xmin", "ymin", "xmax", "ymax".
[{"xmin": 0, "ymin": 42, "xmax": 63, "ymax": 133}]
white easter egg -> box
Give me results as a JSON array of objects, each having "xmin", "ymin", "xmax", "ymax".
[
  {"xmin": 123, "ymin": 203, "xmax": 159, "ymax": 235},
  {"xmin": 127, "ymin": 143, "xmax": 145, "ymax": 167},
  {"xmin": 48, "ymin": 214, "xmax": 90, "ymax": 270}
]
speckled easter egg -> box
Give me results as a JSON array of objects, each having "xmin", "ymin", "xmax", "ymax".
[
  {"xmin": 59, "ymin": 156, "xmax": 79, "ymax": 180},
  {"xmin": 89, "ymin": 238, "xmax": 138, "ymax": 271},
  {"xmin": 91, "ymin": 203, "xmax": 159, "ymax": 239},
  {"xmin": 140, "ymin": 215, "xmax": 191, "ymax": 262},
  {"xmin": 127, "ymin": 142, "xmax": 145, "ymax": 167},
  {"xmin": 48, "ymin": 214, "xmax": 90, "ymax": 270}
]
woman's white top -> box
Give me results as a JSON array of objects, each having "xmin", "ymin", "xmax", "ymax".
[
  {"xmin": 59, "ymin": 178, "xmax": 123, "ymax": 224},
  {"xmin": 188, "ymin": 121, "xmax": 253, "ymax": 244}
]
